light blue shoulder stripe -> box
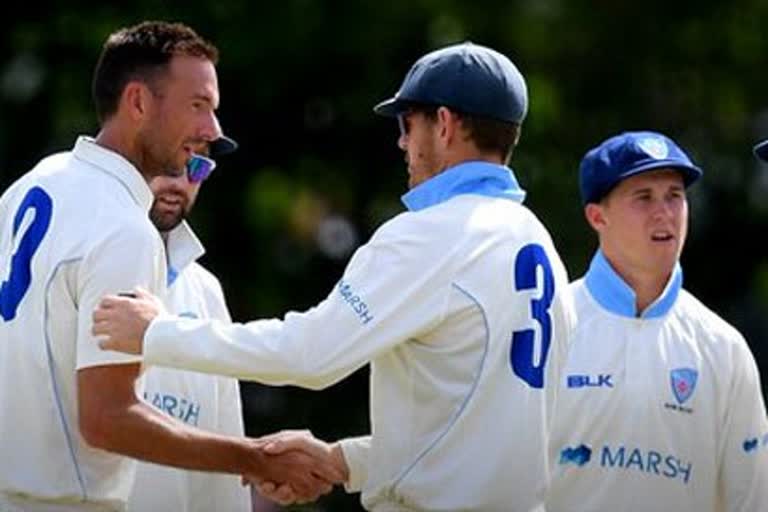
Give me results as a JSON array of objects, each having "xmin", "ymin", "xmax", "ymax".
[{"xmin": 45, "ymin": 258, "xmax": 88, "ymax": 501}]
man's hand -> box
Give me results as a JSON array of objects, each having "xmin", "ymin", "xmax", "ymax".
[
  {"xmin": 246, "ymin": 430, "xmax": 349, "ymax": 505},
  {"xmin": 92, "ymin": 287, "xmax": 164, "ymax": 355}
]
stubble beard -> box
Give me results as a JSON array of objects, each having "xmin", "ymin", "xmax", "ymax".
[
  {"xmin": 149, "ymin": 204, "xmax": 186, "ymax": 232},
  {"xmin": 137, "ymin": 125, "xmax": 185, "ymax": 180}
]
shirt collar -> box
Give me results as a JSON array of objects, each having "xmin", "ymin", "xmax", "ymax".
[
  {"xmin": 164, "ymin": 221, "xmax": 205, "ymax": 286},
  {"xmin": 71, "ymin": 136, "xmax": 154, "ymax": 212},
  {"xmin": 584, "ymin": 249, "xmax": 682, "ymax": 319},
  {"xmin": 400, "ymin": 161, "xmax": 527, "ymax": 212}
]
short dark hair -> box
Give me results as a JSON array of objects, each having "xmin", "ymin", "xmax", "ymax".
[
  {"xmin": 457, "ymin": 113, "xmax": 520, "ymax": 165},
  {"xmin": 91, "ymin": 21, "xmax": 219, "ymax": 124},
  {"xmin": 406, "ymin": 102, "xmax": 520, "ymax": 165}
]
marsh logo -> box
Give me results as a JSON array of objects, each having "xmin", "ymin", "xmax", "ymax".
[
  {"xmin": 601, "ymin": 445, "xmax": 692, "ymax": 484},
  {"xmin": 743, "ymin": 433, "xmax": 768, "ymax": 454},
  {"xmin": 637, "ymin": 137, "xmax": 668, "ymax": 160},
  {"xmin": 744, "ymin": 438, "xmax": 759, "ymax": 453},
  {"xmin": 337, "ymin": 279, "xmax": 374, "ymax": 325},
  {"xmin": 144, "ymin": 391, "xmax": 201, "ymax": 426},
  {"xmin": 559, "ymin": 444, "xmax": 592, "ymax": 466},
  {"xmin": 558, "ymin": 443, "xmax": 692, "ymax": 484}
]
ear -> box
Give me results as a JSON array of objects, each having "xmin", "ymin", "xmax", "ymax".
[
  {"xmin": 120, "ymin": 81, "xmax": 152, "ymax": 122},
  {"xmin": 435, "ymin": 106, "xmax": 458, "ymax": 143},
  {"xmin": 584, "ymin": 203, "xmax": 608, "ymax": 233}
]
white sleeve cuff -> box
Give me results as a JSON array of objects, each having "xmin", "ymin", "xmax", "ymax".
[
  {"xmin": 339, "ymin": 435, "xmax": 371, "ymax": 493},
  {"xmin": 143, "ymin": 313, "xmax": 176, "ymax": 365}
]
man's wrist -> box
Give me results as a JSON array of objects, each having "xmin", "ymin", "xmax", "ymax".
[
  {"xmin": 329, "ymin": 442, "xmax": 350, "ymax": 483},
  {"xmin": 240, "ymin": 439, "xmax": 267, "ymax": 478}
]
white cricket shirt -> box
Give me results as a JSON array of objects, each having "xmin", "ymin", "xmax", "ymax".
[
  {"xmin": 128, "ymin": 222, "xmax": 249, "ymax": 512},
  {"xmin": 142, "ymin": 162, "xmax": 574, "ymax": 511},
  {"xmin": 547, "ymin": 250, "xmax": 768, "ymax": 512},
  {"xmin": 0, "ymin": 137, "xmax": 166, "ymax": 509}
]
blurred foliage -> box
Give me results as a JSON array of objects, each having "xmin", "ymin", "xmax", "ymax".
[{"xmin": 4, "ymin": 1, "xmax": 768, "ymax": 509}]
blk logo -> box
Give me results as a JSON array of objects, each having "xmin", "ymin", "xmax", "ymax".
[
  {"xmin": 567, "ymin": 374, "xmax": 613, "ymax": 388},
  {"xmin": 560, "ymin": 444, "xmax": 592, "ymax": 467}
]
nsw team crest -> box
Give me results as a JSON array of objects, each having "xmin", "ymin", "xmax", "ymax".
[
  {"xmin": 670, "ymin": 368, "xmax": 697, "ymax": 404},
  {"xmin": 638, "ymin": 137, "xmax": 668, "ymax": 160}
]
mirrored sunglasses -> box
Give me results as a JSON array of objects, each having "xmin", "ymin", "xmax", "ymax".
[{"xmin": 186, "ymin": 154, "xmax": 217, "ymax": 183}]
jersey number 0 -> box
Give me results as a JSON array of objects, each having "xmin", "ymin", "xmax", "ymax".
[
  {"xmin": 510, "ymin": 243, "xmax": 554, "ymax": 389},
  {"xmin": 0, "ymin": 186, "xmax": 53, "ymax": 322}
]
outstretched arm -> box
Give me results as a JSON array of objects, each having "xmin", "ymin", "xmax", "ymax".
[
  {"xmin": 78, "ymin": 363, "xmax": 343, "ymax": 500},
  {"xmin": 80, "ymin": 217, "xmax": 340, "ymax": 499},
  {"xmin": 95, "ymin": 228, "xmax": 451, "ymax": 390}
]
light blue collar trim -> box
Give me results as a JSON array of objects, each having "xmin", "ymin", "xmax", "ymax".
[
  {"xmin": 584, "ymin": 249, "xmax": 682, "ymax": 319},
  {"xmin": 401, "ymin": 161, "xmax": 526, "ymax": 212}
]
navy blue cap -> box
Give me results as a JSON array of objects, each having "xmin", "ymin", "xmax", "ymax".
[
  {"xmin": 579, "ymin": 131, "xmax": 703, "ymax": 205},
  {"xmin": 374, "ymin": 42, "xmax": 528, "ymax": 124},
  {"xmin": 753, "ymin": 140, "xmax": 768, "ymax": 162},
  {"xmin": 209, "ymin": 134, "xmax": 238, "ymax": 157}
]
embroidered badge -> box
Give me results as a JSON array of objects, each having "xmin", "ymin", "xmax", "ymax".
[
  {"xmin": 670, "ymin": 367, "xmax": 697, "ymax": 404},
  {"xmin": 638, "ymin": 137, "xmax": 668, "ymax": 160}
]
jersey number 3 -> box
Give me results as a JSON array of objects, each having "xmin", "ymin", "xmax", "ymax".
[
  {"xmin": 0, "ymin": 186, "xmax": 53, "ymax": 321},
  {"xmin": 510, "ymin": 244, "xmax": 554, "ymax": 389}
]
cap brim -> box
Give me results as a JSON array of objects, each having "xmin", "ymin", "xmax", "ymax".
[
  {"xmin": 585, "ymin": 160, "xmax": 703, "ymax": 205},
  {"xmin": 373, "ymin": 97, "xmax": 405, "ymax": 117},
  {"xmin": 209, "ymin": 135, "xmax": 238, "ymax": 157},
  {"xmin": 753, "ymin": 140, "xmax": 768, "ymax": 162},
  {"xmin": 618, "ymin": 160, "xmax": 703, "ymax": 187}
]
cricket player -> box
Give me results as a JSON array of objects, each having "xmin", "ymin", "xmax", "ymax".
[
  {"xmin": 128, "ymin": 138, "xmax": 250, "ymax": 512},
  {"xmin": 546, "ymin": 131, "xmax": 768, "ymax": 511},
  {"xmin": 0, "ymin": 21, "xmax": 335, "ymax": 511},
  {"xmin": 94, "ymin": 42, "xmax": 574, "ymax": 511}
]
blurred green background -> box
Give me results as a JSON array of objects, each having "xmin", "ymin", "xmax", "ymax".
[{"xmin": 3, "ymin": 1, "xmax": 768, "ymax": 510}]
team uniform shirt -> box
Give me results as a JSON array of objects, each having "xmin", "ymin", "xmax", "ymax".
[
  {"xmin": 547, "ymin": 250, "xmax": 768, "ymax": 512},
  {"xmin": 128, "ymin": 222, "xmax": 249, "ymax": 512},
  {"xmin": 142, "ymin": 161, "xmax": 574, "ymax": 512},
  {"xmin": 0, "ymin": 137, "xmax": 166, "ymax": 510}
]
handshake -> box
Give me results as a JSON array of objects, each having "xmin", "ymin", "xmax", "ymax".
[{"xmin": 244, "ymin": 430, "xmax": 348, "ymax": 506}]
